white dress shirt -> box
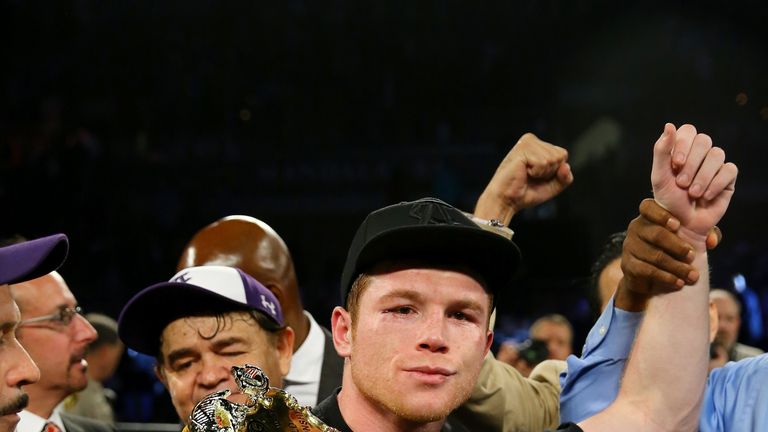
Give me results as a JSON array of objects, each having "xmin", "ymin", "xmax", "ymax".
[{"xmin": 18, "ymin": 409, "xmax": 66, "ymax": 432}]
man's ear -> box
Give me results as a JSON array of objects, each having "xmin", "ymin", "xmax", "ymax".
[
  {"xmin": 154, "ymin": 363, "xmax": 169, "ymax": 389},
  {"xmin": 276, "ymin": 326, "xmax": 295, "ymax": 377},
  {"xmin": 265, "ymin": 283, "xmax": 285, "ymax": 306},
  {"xmin": 331, "ymin": 307, "xmax": 353, "ymax": 358},
  {"xmin": 484, "ymin": 330, "xmax": 494, "ymax": 357},
  {"xmin": 708, "ymin": 300, "xmax": 719, "ymax": 343}
]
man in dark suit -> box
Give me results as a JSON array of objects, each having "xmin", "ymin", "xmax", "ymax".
[
  {"xmin": 177, "ymin": 216, "xmax": 343, "ymax": 406},
  {"xmin": 3, "ymin": 235, "xmax": 113, "ymax": 432}
]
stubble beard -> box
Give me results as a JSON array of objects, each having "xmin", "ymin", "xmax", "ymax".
[
  {"xmin": 66, "ymin": 357, "xmax": 89, "ymax": 393},
  {"xmin": 0, "ymin": 393, "xmax": 29, "ymax": 416},
  {"xmin": 350, "ymin": 360, "xmax": 475, "ymax": 424}
]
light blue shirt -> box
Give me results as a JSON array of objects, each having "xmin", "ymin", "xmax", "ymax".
[
  {"xmin": 559, "ymin": 296, "xmax": 643, "ymax": 423},
  {"xmin": 560, "ymin": 295, "xmax": 768, "ymax": 431},
  {"xmin": 701, "ymin": 354, "xmax": 768, "ymax": 432}
]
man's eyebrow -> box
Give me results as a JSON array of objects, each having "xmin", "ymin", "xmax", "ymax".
[
  {"xmin": 377, "ymin": 289, "xmax": 426, "ymax": 304},
  {"xmin": 166, "ymin": 348, "xmax": 198, "ymax": 365},
  {"xmin": 211, "ymin": 336, "xmax": 248, "ymax": 351},
  {"xmin": 449, "ymin": 299, "xmax": 486, "ymax": 313}
]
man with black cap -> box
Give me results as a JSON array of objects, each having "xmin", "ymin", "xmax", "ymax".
[
  {"xmin": 7, "ymin": 236, "xmax": 114, "ymax": 432},
  {"xmin": 0, "ymin": 234, "xmax": 67, "ymax": 432},
  {"xmin": 312, "ymin": 196, "xmax": 522, "ymax": 431},
  {"xmin": 312, "ymin": 122, "xmax": 737, "ymax": 431},
  {"xmin": 118, "ymin": 265, "xmax": 294, "ymax": 426},
  {"xmin": 174, "ymin": 132, "xmax": 573, "ymax": 412}
]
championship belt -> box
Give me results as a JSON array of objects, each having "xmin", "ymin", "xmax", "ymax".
[{"xmin": 186, "ymin": 364, "xmax": 339, "ymax": 432}]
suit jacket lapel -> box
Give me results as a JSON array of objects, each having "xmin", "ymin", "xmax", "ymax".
[{"xmin": 316, "ymin": 326, "xmax": 344, "ymax": 402}]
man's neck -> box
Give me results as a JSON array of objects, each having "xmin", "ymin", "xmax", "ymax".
[
  {"xmin": 337, "ymin": 380, "xmax": 444, "ymax": 432},
  {"xmin": 25, "ymin": 387, "xmax": 66, "ymax": 419}
]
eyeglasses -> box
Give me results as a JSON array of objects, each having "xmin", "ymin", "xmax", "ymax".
[{"xmin": 18, "ymin": 306, "xmax": 84, "ymax": 328}]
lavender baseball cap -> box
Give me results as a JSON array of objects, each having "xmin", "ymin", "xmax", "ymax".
[
  {"xmin": 0, "ymin": 234, "xmax": 69, "ymax": 285},
  {"xmin": 118, "ymin": 265, "xmax": 284, "ymax": 356}
]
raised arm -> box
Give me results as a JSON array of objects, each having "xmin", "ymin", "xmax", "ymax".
[
  {"xmin": 581, "ymin": 124, "xmax": 737, "ymax": 432},
  {"xmin": 474, "ymin": 133, "xmax": 572, "ymax": 225}
]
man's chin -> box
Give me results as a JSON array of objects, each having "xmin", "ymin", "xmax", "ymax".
[
  {"xmin": 0, "ymin": 414, "xmax": 22, "ymax": 432},
  {"xmin": 68, "ymin": 373, "xmax": 90, "ymax": 393}
]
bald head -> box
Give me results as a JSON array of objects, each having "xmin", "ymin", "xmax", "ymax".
[
  {"xmin": 178, "ymin": 216, "xmax": 293, "ymax": 283},
  {"xmin": 178, "ymin": 216, "xmax": 308, "ymax": 349}
]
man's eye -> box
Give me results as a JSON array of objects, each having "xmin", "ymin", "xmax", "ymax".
[
  {"xmin": 221, "ymin": 351, "xmax": 246, "ymax": 357},
  {"xmin": 173, "ymin": 361, "xmax": 193, "ymax": 371},
  {"xmin": 451, "ymin": 312, "xmax": 467, "ymax": 321},
  {"xmin": 386, "ymin": 306, "xmax": 414, "ymax": 315}
]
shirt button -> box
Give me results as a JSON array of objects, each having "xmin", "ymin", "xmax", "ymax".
[{"xmin": 599, "ymin": 325, "xmax": 607, "ymax": 336}]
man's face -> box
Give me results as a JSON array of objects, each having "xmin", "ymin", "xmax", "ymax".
[
  {"xmin": 342, "ymin": 268, "xmax": 492, "ymax": 424},
  {"xmin": 712, "ymin": 296, "xmax": 740, "ymax": 350},
  {"xmin": 530, "ymin": 321, "xmax": 572, "ymax": 361},
  {"xmin": 0, "ymin": 285, "xmax": 40, "ymax": 432},
  {"xmin": 12, "ymin": 273, "xmax": 96, "ymax": 400},
  {"xmin": 597, "ymin": 258, "xmax": 623, "ymax": 312},
  {"xmin": 156, "ymin": 312, "xmax": 293, "ymax": 423}
]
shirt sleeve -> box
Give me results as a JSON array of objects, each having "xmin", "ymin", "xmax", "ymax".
[
  {"xmin": 452, "ymin": 354, "xmax": 564, "ymax": 431},
  {"xmin": 700, "ymin": 353, "xmax": 768, "ymax": 432},
  {"xmin": 559, "ymin": 295, "xmax": 644, "ymax": 424}
]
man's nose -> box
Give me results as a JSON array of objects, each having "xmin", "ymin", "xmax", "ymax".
[
  {"xmin": 417, "ymin": 315, "xmax": 449, "ymax": 353},
  {"xmin": 8, "ymin": 340, "xmax": 40, "ymax": 388},
  {"xmin": 198, "ymin": 357, "xmax": 232, "ymax": 389},
  {"xmin": 73, "ymin": 313, "xmax": 97, "ymax": 344}
]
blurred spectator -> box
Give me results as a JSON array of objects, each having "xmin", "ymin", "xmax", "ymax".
[
  {"xmin": 590, "ymin": 232, "xmax": 625, "ymax": 313},
  {"xmin": 496, "ymin": 339, "xmax": 549, "ymax": 378},
  {"xmin": 529, "ymin": 314, "xmax": 573, "ymax": 360},
  {"xmin": 62, "ymin": 314, "xmax": 124, "ymax": 423},
  {"xmin": 709, "ymin": 289, "xmax": 764, "ymax": 361}
]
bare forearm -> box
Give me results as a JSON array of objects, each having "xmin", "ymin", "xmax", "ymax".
[
  {"xmin": 474, "ymin": 188, "xmax": 517, "ymax": 226},
  {"xmin": 616, "ymin": 230, "xmax": 709, "ymax": 429}
]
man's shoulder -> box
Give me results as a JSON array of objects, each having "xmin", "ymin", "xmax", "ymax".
[
  {"xmin": 60, "ymin": 413, "xmax": 115, "ymax": 432},
  {"xmin": 733, "ymin": 342, "xmax": 765, "ymax": 360},
  {"xmin": 311, "ymin": 389, "xmax": 351, "ymax": 432}
]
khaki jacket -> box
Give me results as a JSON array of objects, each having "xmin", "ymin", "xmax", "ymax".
[{"xmin": 453, "ymin": 354, "xmax": 565, "ymax": 432}]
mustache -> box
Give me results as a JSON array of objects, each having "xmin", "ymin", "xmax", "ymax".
[{"xmin": 0, "ymin": 393, "xmax": 28, "ymax": 416}]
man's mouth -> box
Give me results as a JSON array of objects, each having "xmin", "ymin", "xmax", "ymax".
[
  {"xmin": 406, "ymin": 366, "xmax": 455, "ymax": 375},
  {"xmin": 70, "ymin": 353, "xmax": 88, "ymax": 369},
  {"xmin": 403, "ymin": 366, "xmax": 456, "ymax": 384}
]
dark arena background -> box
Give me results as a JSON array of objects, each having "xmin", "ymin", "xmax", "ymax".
[{"xmin": 3, "ymin": 0, "xmax": 767, "ymax": 423}]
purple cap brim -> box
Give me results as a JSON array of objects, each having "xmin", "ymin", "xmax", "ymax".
[
  {"xmin": 118, "ymin": 277, "xmax": 283, "ymax": 357},
  {"xmin": 0, "ymin": 234, "xmax": 69, "ymax": 285}
]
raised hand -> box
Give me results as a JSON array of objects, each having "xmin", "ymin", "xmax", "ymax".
[
  {"xmin": 475, "ymin": 133, "xmax": 573, "ymax": 225},
  {"xmin": 651, "ymin": 123, "xmax": 738, "ymax": 239}
]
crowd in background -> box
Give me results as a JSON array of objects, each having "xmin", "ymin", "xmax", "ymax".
[{"xmin": 3, "ymin": 0, "xmax": 767, "ymax": 427}]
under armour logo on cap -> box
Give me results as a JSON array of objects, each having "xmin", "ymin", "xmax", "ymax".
[
  {"xmin": 261, "ymin": 294, "xmax": 276, "ymax": 317},
  {"xmin": 173, "ymin": 272, "xmax": 192, "ymax": 283}
]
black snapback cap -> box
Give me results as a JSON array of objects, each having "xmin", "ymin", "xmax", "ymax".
[{"xmin": 340, "ymin": 197, "xmax": 521, "ymax": 305}]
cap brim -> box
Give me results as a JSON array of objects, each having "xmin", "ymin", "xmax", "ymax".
[
  {"xmin": 118, "ymin": 282, "xmax": 256, "ymax": 356},
  {"xmin": 0, "ymin": 234, "xmax": 69, "ymax": 285},
  {"xmin": 348, "ymin": 224, "xmax": 520, "ymax": 298}
]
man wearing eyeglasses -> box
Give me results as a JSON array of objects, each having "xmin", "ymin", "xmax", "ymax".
[
  {"xmin": 0, "ymin": 234, "xmax": 69, "ymax": 432},
  {"xmin": 9, "ymin": 246, "xmax": 114, "ymax": 432}
]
